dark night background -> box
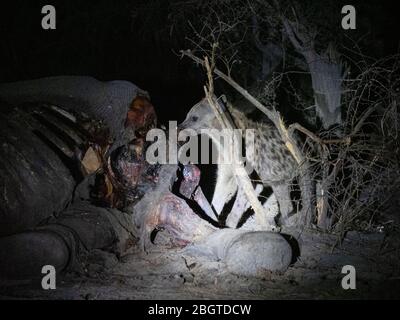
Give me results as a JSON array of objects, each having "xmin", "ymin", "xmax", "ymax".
[
  {"xmin": 0, "ymin": 0, "xmax": 205, "ymax": 124},
  {"xmin": 0, "ymin": 0, "xmax": 398, "ymax": 123}
]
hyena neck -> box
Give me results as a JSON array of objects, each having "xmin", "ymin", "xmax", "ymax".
[
  {"xmin": 227, "ymin": 106, "xmax": 252, "ymax": 130},
  {"xmin": 205, "ymin": 115, "xmax": 249, "ymax": 164}
]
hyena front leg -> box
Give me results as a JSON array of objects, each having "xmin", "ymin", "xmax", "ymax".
[
  {"xmin": 271, "ymin": 183, "xmax": 293, "ymax": 221},
  {"xmin": 225, "ymin": 183, "xmax": 263, "ymax": 228},
  {"xmin": 211, "ymin": 165, "xmax": 237, "ymax": 216}
]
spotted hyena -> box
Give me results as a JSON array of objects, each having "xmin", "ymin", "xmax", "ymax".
[{"xmin": 178, "ymin": 97, "xmax": 298, "ymax": 226}]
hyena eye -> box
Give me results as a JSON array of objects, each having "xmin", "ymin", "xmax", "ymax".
[{"xmin": 191, "ymin": 116, "xmax": 199, "ymax": 122}]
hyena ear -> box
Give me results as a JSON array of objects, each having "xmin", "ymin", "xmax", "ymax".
[{"xmin": 231, "ymin": 96, "xmax": 257, "ymax": 116}]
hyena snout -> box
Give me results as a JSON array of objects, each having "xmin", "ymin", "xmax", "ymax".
[{"xmin": 178, "ymin": 112, "xmax": 204, "ymax": 130}]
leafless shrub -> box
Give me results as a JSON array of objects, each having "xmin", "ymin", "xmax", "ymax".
[
  {"xmin": 181, "ymin": 1, "xmax": 399, "ymax": 236},
  {"xmin": 314, "ymin": 55, "xmax": 400, "ymax": 235}
]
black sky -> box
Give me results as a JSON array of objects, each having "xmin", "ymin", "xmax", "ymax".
[{"xmin": 0, "ymin": 0, "xmax": 398, "ymax": 122}]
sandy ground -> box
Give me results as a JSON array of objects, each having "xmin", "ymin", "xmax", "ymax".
[{"xmin": 1, "ymin": 228, "xmax": 400, "ymax": 300}]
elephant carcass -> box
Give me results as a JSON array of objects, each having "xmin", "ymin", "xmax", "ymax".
[
  {"xmin": 0, "ymin": 77, "xmax": 159, "ymax": 279},
  {"xmin": 0, "ymin": 100, "xmax": 139, "ymax": 279},
  {"xmin": 0, "ymin": 76, "xmax": 156, "ymax": 236},
  {"xmin": 0, "ymin": 76, "xmax": 150, "ymax": 148}
]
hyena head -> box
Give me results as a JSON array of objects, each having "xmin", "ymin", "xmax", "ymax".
[{"xmin": 178, "ymin": 98, "xmax": 222, "ymax": 132}]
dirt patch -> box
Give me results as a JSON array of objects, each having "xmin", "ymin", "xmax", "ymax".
[{"xmin": 1, "ymin": 228, "xmax": 399, "ymax": 300}]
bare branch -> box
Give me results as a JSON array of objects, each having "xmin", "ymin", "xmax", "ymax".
[
  {"xmin": 203, "ymin": 53, "xmax": 278, "ymax": 230},
  {"xmin": 182, "ymin": 48, "xmax": 315, "ymax": 227}
]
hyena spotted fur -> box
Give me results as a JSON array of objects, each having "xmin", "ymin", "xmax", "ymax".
[{"xmin": 178, "ymin": 98, "xmax": 298, "ymax": 226}]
